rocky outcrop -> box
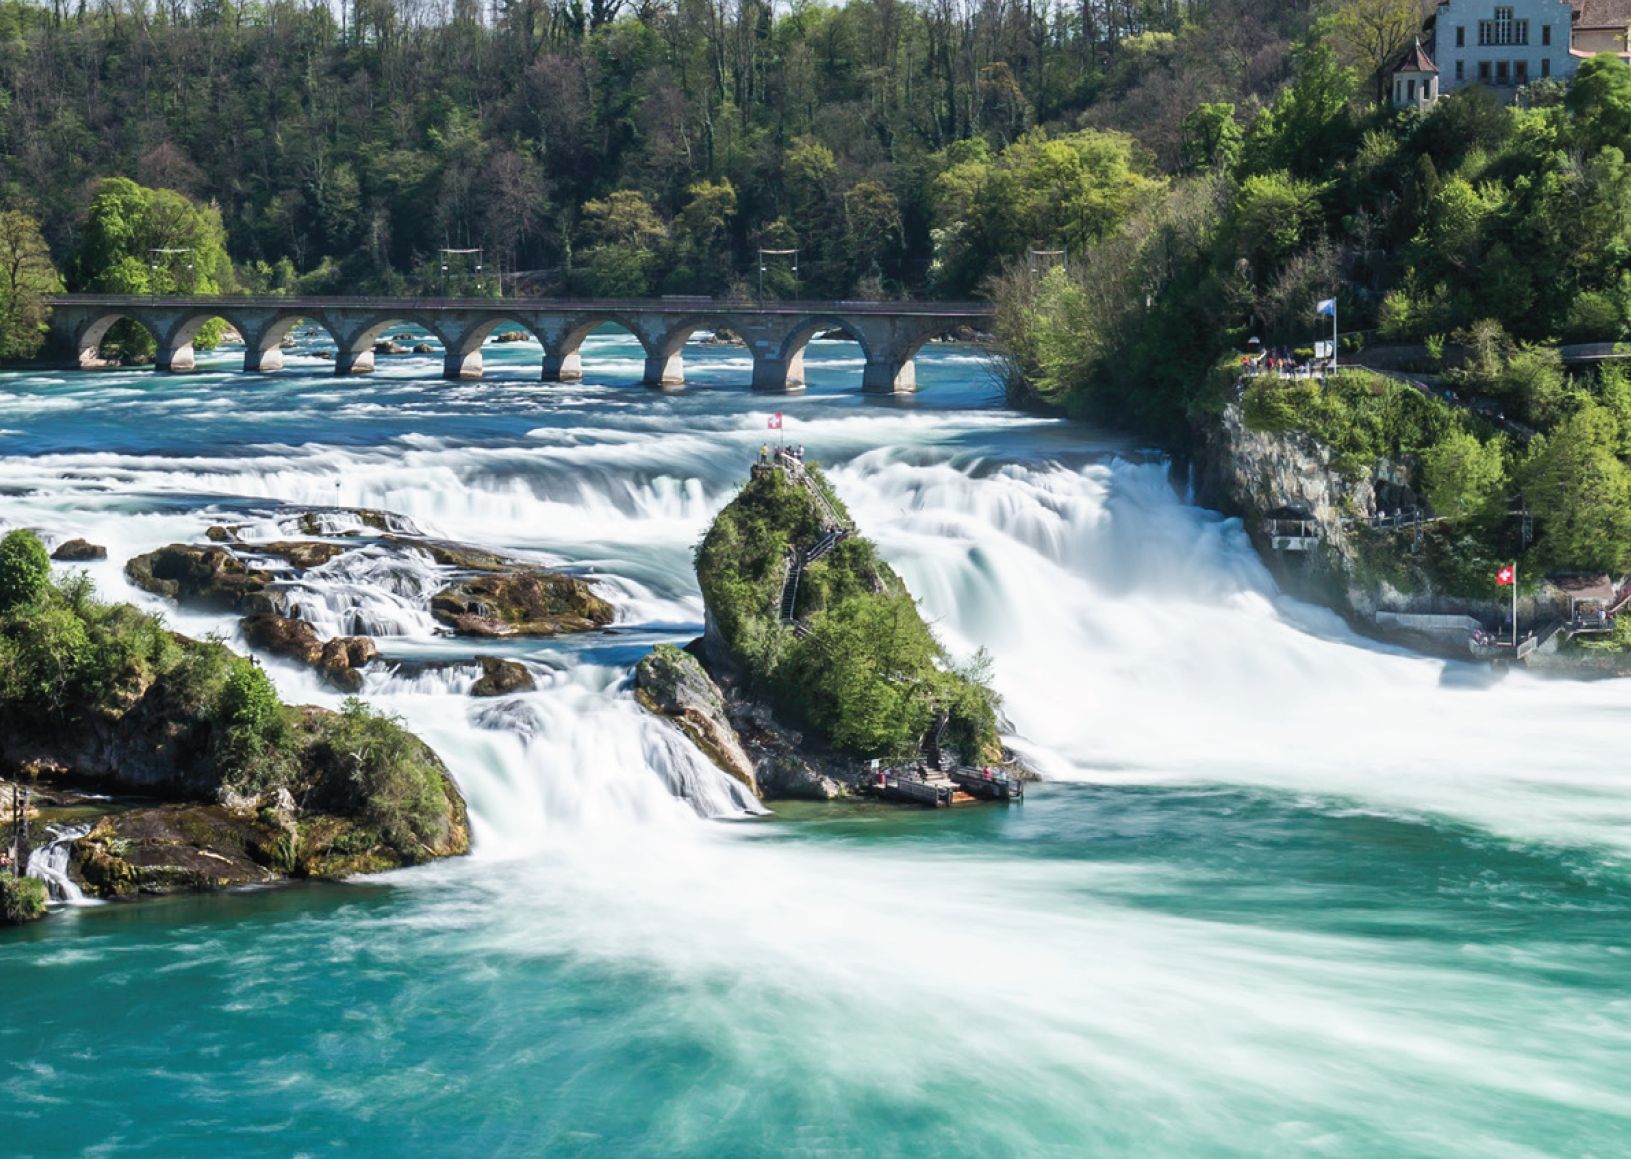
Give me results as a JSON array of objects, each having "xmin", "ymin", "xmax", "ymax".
[
  {"xmin": 431, "ymin": 571, "xmax": 614, "ymax": 637},
  {"xmin": 470, "ymin": 657, "xmax": 535, "ymax": 697},
  {"xmin": 72, "ymin": 807, "xmax": 284, "ymax": 896},
  {"xmin": 635, "ymin": 645, "xmax": 758, "ymax": 795},
  {"xmin": 727, "ymin": 700, "xmax": 845, "ymax": 800},
  {"xmin": 125, "ymin": 543, "xmax": 272, "ymax": 609},
  {"xmin": 51, "ymin": 538, "xmax": 107, "ymax": 562},
  {"xmin": 131, "ymin": 519, "xmax": 612, "ymax": 649}
]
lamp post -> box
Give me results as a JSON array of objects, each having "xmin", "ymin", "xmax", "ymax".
[
  {"xmin": 148, "ymin": 247, "xmax": 195, "ymax": 294},
  {"xmin": 437, "ymin": 248, "xmax": 483, "ymax": 297},
  {"xmin": 758, "ymin": 248, "xmax": 798, "ymax": 301}
]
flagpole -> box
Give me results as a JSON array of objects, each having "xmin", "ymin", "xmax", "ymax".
[
  {"xmin": 1332, "ymin": 298, "xmax": 1339, "ymax": 370},
  {"xmin": 1512, "ymin": 562, "xmax": 1518, "ymax": 648}
]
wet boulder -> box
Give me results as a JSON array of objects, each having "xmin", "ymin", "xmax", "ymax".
[
  {"xmin": 250, "ymin": 540, "xmax": 349, "ymax": 569},
  {"xmin": 431, "ymin": 570, "xmax": 614, "ymax": 637},
  {"xmin": 470, "ymin": 656, "xmax": 536, "ymax": 697},
  {"xmin": 317, "ymin": 636, "xmax": 378, "ymax": 693},
  {"xmin": 51, "ymin": 538, "xmax": 107, "ymax": 562},
  {"xmin": 125, "ymin": 544, "xmax": 272, "ymax": 609},
  {"xmin": 241, "ymin": 613, "xmax": 323, "ymax": 665},
  {"xmin": 635, "ymin": 644, "xmax": 758, "ymax": 795},
  {"xmin": 412, "ymin": 344, "xmax": 434, "ymax": 355}
]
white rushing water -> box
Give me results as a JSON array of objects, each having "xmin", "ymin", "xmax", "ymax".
[
  {"xmin": 26, "ymin": 823, "xmax": 91, "ymax": 904},
  {"xmin": 5, "ymin": 348, "xmax": 1631, "ymax": 1154}
]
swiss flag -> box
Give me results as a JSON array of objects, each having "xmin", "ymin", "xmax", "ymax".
[
  {"xmin": 768, "ymin": 413, "xmax": 783, "ymax": 430},
  {"xmin": 1496, "ymin": 565, "xmax": 1516, "ymax": 586}
]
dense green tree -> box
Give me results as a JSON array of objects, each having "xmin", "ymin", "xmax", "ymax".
[
  {"xmin": 0, "ymin": 209, "xmax": 59, "ymax": 360},
  {"xmin": 0, "ymin": 529, "xmax": 50, "ymax": 612},
  {"xmin": 1422, "ymin": 430, "xmax": 1507, "ymax": 523},
  {"xmin": 1523, "ymin": 405, "xmax": 1631, "ymax": 572},
  {"xmin": 1568, "ymin": 55, "xmax": 1631, "ymax": 155}
]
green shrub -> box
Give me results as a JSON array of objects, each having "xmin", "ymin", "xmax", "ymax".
[
  {"xmin": 0, "ymin": 604, "xmax": 92, "ymax": 719},
  {"xmin": 0, "ymin": 874, "xmax": 47, "ymax": 924},
  {"xmin": 0, "ymin": 530, "xmax": 51, "ymax": 613},
  {"xmin": 314, "ymin": 700, "xmax": 449, "ymax": 856}
]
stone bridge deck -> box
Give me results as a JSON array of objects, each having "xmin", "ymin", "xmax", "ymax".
[{"xmin": 43, "ymin": 295, "xmax": 996, "ymax": 394}]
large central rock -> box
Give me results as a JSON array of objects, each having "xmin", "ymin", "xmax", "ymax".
[{"xmin": 635, "ymin": 645, "xmax": 758, "ymax": 795}]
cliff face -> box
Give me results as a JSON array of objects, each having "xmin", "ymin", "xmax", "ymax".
[
  {"xmin": 1197, "ymin": 400, "xmax": 1508, "ymax": 635},
  {"xmin": 1197, "ymin": 401, "xmax": 1580, "ymax": 652}
]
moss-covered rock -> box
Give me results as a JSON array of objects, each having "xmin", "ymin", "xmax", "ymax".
[
  {"xmin": 635, "ymin": 644, "xmax": 758, "ymax": 794},
  {"xmin": 0, "ymin": 536, "xmax": 470, "ymax": 909},
  {"xmin": 71, "ymin": 807, "xmax": 283, "ymax": 896},
  {"xmin": 431, "ymin": 570, "xmax": 614, "ymax": 636}
]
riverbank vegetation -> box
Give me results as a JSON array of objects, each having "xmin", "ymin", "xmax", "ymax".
[
  {"xmin": 696, "ymin": 468, "xmax": 999, "ymax": 762},
  {"xmin": 0, "ymin": 0, "xmax": 1313, "ymax": 313},
  {"xmin": 0, "ymin": 531, "xmax": 468, "ymax": 875}
]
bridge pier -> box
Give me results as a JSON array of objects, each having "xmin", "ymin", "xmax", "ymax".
[
  {"xmin": 444, "ymin": 348, "xmax": 483, "ymax": 381},
  {"xmin": 540, "ymin": 350, "xmax": 582, "ymax": 382},
  {"xmin": 750, "ymin": 351, "xmax": 805, "ymax": 393},
  {"xmin": 863, "ymin": 357, "xmax": 917, "ymax": 395},
  {"xmin": 335, "ymin": 350, "xmax": 374, "ymax": 376},
  {"xmin": 244, "ymin": 346, "xmax": 283, "ymax": 373},
  {"xmin": 644, "ymin": 351, "xmax": 684, "ymax": 389},
  {"xmin": 154, "ymin": 344, "xmax": 196, "ymax": 374}
]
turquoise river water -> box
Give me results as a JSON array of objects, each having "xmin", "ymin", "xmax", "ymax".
[{"xmin": 2, "ymin": 327, "xmax": 1630, "ymax": 1157}]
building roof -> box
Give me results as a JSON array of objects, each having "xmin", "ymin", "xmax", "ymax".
[
  {"xmin": 1397, "ymin": 39, "xmax": 1438, "ymax": 75},
  {"xmin": 1551, "ymin": 573, "xmax": 1617, "ymax": 599},
  {"xmin": 1573, "ymin": 0, "xmax": 1631, "ymax": 30}
]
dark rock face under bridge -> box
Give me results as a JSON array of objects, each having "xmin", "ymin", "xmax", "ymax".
[{"xmin": 43, "ymin": 296, "xmax": 996, "ymax": 394}]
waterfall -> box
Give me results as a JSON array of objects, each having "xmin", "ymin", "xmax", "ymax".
[{"xmin": 26, "ymin": 824, "xmax": 91, "ymax": 904}]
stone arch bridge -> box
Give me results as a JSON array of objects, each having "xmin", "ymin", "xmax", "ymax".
[{"xmin": 43, "ymin": 295, "xmax": 996, "ymax": 394}]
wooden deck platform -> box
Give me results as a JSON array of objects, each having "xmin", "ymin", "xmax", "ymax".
[{"xmin": 866, "ymin": 767, "xmax": 1021, "ymax": 808}]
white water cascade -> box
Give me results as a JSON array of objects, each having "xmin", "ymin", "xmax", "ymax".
[{"xmin": 26, "ymin": 824, "xmax": 91, "ymax": 904}]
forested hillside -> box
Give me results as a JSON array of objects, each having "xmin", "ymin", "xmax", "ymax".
[{"xmin": 0, "ymin": 0, "xmax": 1316, "ymax": 303}]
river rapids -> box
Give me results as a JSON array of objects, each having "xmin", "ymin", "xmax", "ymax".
[{"xmin": 1, "ymin": 328, "xmax": 1628, "ymax": 1156}]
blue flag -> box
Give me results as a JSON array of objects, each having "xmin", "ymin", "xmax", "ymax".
[{"xmin": 1316, "ymin": 298, "xmax": 1337, "ymax": 318}]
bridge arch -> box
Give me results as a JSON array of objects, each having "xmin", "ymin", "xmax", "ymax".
[
  {"xmin": 542, "ymin": 313, "xmax": 660, "ymax": 385},
  {"xmin": 329, "ymin": 313, "xmax": 455, "ymax": 376},
  {"xmin": 237, "ymin": 313, "xmax": 343, "ymax": 373},
  {"xmin": 68, "ymin": 312, "xmax": 166, "ymax": 370},
  {"xmin": 644, "ymin": 315, "xmax": 757, "ymax": 389},
  {"xmin": 762, "ymin": 316, "xmax": 876, "ymax": 393},
  {"xmin": 160, "ymin": 309, "xmax": 267, "ymax": 373},
  {"xmin": 439, "ymin": 315, "xmax": 544, "ymax": 381}
]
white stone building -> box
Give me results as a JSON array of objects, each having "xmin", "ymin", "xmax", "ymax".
[{"xmin": 1392, "ymin": 0, "xmax": 1631, "ymax": 106}]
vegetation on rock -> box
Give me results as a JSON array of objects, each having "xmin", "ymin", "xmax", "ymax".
[
  {"xmin": 0, "ymin": 873, "xmax": 46, "ymax": 924},
  {"xmin": 0, "ymin": 532, "xmax": 469, "ymax": 888},
  {"xmin": 696, "ymin": 467, "xmax": 999, "ymax": 762}
]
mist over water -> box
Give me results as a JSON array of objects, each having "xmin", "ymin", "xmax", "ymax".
[{"xmin": 3, "ymin": 330, "xmax": 1630, "ymax": 1156}]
